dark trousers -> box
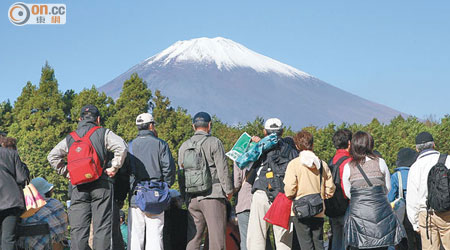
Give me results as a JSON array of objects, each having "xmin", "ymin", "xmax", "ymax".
[
  {"xmin": 293, "ymin": 216, "xmax": 325, "ymax": 250},
  {"xmin": 187, "ymin": 197, "xmax": 226, "ymax": 250},
  {"xmin": 330, "ymin": 215, "xmax": 346, "ymax": 250},
  {"xmin": 0, "ymin": 208, "xmax": 20, "ymax": 250},
  {"xmin": 400, "ymin": 213, "xmax": 421, "ymax": 250},
  {"xmin": 349, "ymin": 248, "xmax": 388, "ymax": 250},
  {"xmin": 69, "ymin": 179, "xmax": 123, "ymax": 250}
]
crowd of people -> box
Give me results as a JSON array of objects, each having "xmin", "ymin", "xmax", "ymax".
[{"xmin": 0, "ymin": 104, "xmax": 449, "ymax": 250}]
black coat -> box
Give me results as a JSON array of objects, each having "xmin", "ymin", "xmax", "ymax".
[
  {"xmin": 0, "ymin": 147, "xmax": 29, "ymax": 212},
  {"xmin": 345, "ymin": 185, "xmax": 406, "ymax": 248}
]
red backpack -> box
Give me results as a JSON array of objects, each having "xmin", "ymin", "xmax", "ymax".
[{"xmin": 67, "ymin": 126, "xmax": 103, "ymax": 185}]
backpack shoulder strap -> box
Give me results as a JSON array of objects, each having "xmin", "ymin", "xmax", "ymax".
[
  {"xmin": 335, "ymin": 156, "xmax": 350, "ymax": 169},
  {"xmin": 438, "ymin": 153, "xmax": 447, "ymax": 165},
  {"xmin": 70, "ymin": 126, "xmax": 101, "ymax": 141},
  {"xmin": 196, "ymin": 135, "xmax": 209, "ymax": 148},
  {"xmin": 279, "ymin": 140, "xmax": 292, "ymax": 158},
  {"xmin": 82, "ymin": 126, "xmax": 101, "ymax": 139},
  {"xmin": 70, "ymin": 131, "xmax": 81, "ymax": 141},
  {"xmin": 419, "ymin": 151, "xmax": 439, "ymax": 159},
  {"xmin": 332, "ymin": 156, "xmax": 349, "ymax": 184}
]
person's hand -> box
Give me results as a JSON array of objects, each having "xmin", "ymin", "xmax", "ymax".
[
  {"xmin": 105, "ymin": 167, "xmax": 118, "ymax": 177},
  {"xmin": 226, "ymin": 193, "xmax": 233, "ymax": 201},
  {"xmin": 251, "ymin": 136, "xmax": 261, "ymax": 143}
]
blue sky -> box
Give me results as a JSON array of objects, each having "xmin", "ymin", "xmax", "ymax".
[{"xmin": 1, "ymin": 0, "xmax": 449, "ymax": 120}]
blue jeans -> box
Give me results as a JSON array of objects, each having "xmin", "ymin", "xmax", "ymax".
[{"xmin": 330, "ymin": 215, "xmax": 345, "ymax": 250}]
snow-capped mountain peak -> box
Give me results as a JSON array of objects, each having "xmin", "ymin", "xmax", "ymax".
[
  {"xmin": 100, "ymin": 37, "xmax": 405, "ymax": 128},
  {"xmin": 145, "ymin": 37, "xmax": 310, "ymax": 78}
]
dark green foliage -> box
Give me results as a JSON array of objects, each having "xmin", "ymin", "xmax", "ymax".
[
  {"xmin": 9, "ymin": 63, "xmax": 71, "ymax": 201},
  {"xmin": 106, "ymin": 73, "xmax": 152, "ymax": 142},
  {"xmin": 0, "ymin": 100, "xmax": 13, "ymax": 133},
  {"xmin": 2, "ymin": 63, "xmax": 450, "ymax": 208},
  {"xmin": 70, "ymin": 86, "xmax": 115, "ymax": 129}
]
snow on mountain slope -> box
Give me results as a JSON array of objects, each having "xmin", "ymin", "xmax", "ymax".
[
  {"xmin": 99, "ymin": 37, "xmax": 406, "ymax": 128},
  {"xmin": 145, "ymin": 37, "xmax": 310, "ymax": 78}
]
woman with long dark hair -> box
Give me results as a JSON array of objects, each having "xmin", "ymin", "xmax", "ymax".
[{"xmin": 342, "ymin": 131, "xmax": 405, "ymax": 250}]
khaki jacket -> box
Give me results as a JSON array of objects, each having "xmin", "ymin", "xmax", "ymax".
[
  {"xmin": 283, "ymin": 150, "xmax": 335, "ymax": 217},
  {"xmin": 178, "ymin": 130, "xmax": 233, "ymax": 200}
]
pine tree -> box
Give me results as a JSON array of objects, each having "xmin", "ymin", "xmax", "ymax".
[
  {"xmin": 9, "ymin": 63, "xmax": 71, "ymax": 200},
  {"xmin": 151, "ymin": 90, "xmax": 192, "ymax": 156},
  {"xmin": 106, "ymin": 73, "xmax": 152, "ymax": 142},
  {"xmin": 70, "ymin": 86, "xmax": 115, "ymax": 129},
  {"xmin": 0, "ymin": 100, "xmax": 13, "ymax": 134}
]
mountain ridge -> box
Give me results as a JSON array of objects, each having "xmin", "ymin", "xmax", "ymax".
[{"xmin": 99, "ymin": 37, "xmax": 406, "ymax": 129}]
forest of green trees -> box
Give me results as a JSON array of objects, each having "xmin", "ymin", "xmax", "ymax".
[{"xmin": 2, "ymin": 63, "xmax": 449, "ymax": 202}]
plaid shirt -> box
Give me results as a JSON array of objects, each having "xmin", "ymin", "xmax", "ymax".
[{"xmin": 18, "ymin": 198, "xmax": 68, "ymax": 250}]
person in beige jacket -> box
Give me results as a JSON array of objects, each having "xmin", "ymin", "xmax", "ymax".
[{"xmin": 284, "ymin": 130, "xmax": 335, "ymax": 250}]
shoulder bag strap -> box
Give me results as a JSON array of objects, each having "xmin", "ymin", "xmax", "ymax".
[
  {"xmin": 398, "ymin": 171, "xmax": 403, "ymax": 199},
  {"xmin": 356, "ymin": 163, "xmax": 373, "ymax": 187}
]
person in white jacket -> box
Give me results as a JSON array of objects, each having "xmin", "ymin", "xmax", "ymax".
[{"xmin": 406, "ymin": 131, "xmax": 450, "ymax": 250}]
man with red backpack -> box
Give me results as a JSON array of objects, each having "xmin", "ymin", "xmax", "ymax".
[
  {"xmin": 48, "ymin": 104, "xmax": 128, "ymax": 250},
  {"xmin": 326, "ymin": 129, "xmax": 352, "ymax": 250}
]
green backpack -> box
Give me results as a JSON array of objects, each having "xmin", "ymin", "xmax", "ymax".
[{"xmin": 182, "ymin": 136, "xmax": 212, "ymax": 194}]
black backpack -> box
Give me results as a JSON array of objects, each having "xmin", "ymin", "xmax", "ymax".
[
  {"xmin": 324, "ymin": 156, "xmax": 349, "ymax": 217},
  {"xmin": 426, "ymin": 154, "xmax": 450, "ymax": 212},
  {"xmin": 263, "ymin": 139, "xmax": 298, "ymax": 202}
]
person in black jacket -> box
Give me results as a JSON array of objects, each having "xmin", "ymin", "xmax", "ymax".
[
  {"xmin": 127, "ymin": 113, "xmax": 176, "ymax": 250},
  {"xmin": 247, "ymin": 118, "xmax": 299, "ymax": 250},
  {"xmin": 0, "ymin": 136, "xmax": 29, "ymax": 250}
]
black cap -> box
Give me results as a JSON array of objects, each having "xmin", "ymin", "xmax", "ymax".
[
  {"xmin": 415, "ymin": 131, "xmax": 434, "ymax": 144},
  {"xmin": 192, "ymin": 112, "xmax": 211, "ymax": 124},
  {"xmin": 80, "ymin": 104, "xmax": 100, "ymax": 118},
  {"xmin": 119, "ymin": 210, "xmax": 125, "ymax": 219},
  {"xmin": 396, "ymin": 148, "xmax": 417, "ymax": 167}
]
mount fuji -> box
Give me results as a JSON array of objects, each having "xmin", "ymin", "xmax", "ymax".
[{"xmin": 99, "ymin": 37, "xmax": 405, "ymax": 129}]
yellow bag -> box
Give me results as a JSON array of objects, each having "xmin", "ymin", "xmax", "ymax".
[{"xmin": 21, "ymin": 183, "xmax": 47, "ymax": 218}]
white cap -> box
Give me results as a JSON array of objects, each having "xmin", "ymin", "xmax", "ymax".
[
  {"xmin": 136, "ymin": 113, "xmax": 154, "ymax": 125},
  {"xmin": 264, "ymin": 118, "xmax": 283, "ymax": 130}
]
